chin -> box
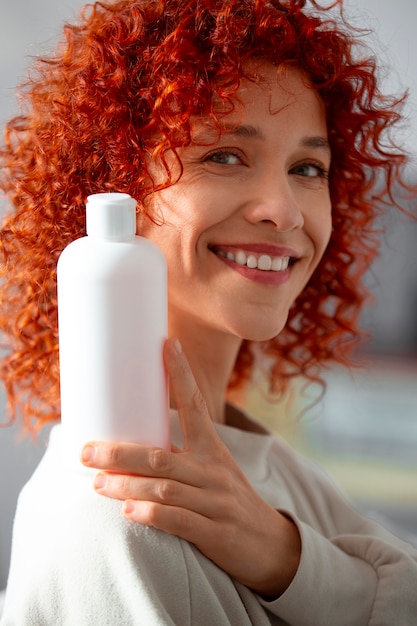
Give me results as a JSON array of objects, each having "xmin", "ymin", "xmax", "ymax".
[
  {"xmin": 244, "ymin": 330, "xmax": 284, "ymax": 342},
  {"xmin": 236, "ymin": 318, "xmax": 288, "ymax": 343}
]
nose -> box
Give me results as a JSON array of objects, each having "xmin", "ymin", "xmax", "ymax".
[{"xmin": 242, "ymin": 171, "xmax": 304, "ymax": 232}]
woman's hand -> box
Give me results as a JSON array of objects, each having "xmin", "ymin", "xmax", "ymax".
[{"xmin": 81, "ymin": 338, "xmax": 301, "ymax": 598}]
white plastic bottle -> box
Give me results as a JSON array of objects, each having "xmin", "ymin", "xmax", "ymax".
[{"xmin": 57, "ymin": 192, "xmax": 169, "ymax": 463}]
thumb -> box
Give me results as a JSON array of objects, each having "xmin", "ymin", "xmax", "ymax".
[{"xmin": 163, "ymin": 338, "xmax": 217, "ymax": 450}]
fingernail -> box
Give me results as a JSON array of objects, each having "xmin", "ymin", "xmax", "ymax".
[
  {"xmin": 123, "ymin": 500, "xmax": 135, "ymax": 515},
  {"xmin": 82, "ymin": 445, "xmax": 96, "ymax": 464},
  {"xmin": 173, "ymin": 338, "xmax": 182, "ymax": 355},
  {"xmin": 94, "ymin": 474, "xmax": 106, "ymax": 490}
]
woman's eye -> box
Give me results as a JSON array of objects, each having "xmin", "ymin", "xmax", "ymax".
[
  {"xmin": 291, "ymin": 162, "xmax": 328, "ymax": 179},
  {"xmin": 205, "ymin": 151, "xmax": 242, "ymax": 165}
]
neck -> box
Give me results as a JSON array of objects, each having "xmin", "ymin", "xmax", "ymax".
[{"xmin": 169, "ymin": 317, "xmax": 242, "ymax": 425}]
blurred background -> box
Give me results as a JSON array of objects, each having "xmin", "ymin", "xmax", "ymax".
[{"xmin": 0, "ymin": 0, "xmax": 417, "ymax": 592}]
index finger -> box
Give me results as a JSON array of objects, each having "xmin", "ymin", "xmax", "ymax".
[
  {"xmin": 81, "ymin": 440, "xmax": 170, "ymax": 474},
  {"xmin": 81, "ymin": 439, "xmax": 205, "ymax": 487}
]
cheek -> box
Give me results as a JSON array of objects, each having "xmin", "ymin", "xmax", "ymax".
[
  {"xmin": 310, "ymin": 206, "xmax": 332, "ymax": 257},
  {"xmin": 136, "ymin": 207, "xmax": 200, "ymax": 281},
  {"xmin": 320, "ymin": 216, "xmax": 332, "ymax": 254}
]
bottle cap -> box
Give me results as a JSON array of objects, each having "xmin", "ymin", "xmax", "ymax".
[{"xmin": 86, "ymin": 193, "xmax": 137, "ymax": 239}]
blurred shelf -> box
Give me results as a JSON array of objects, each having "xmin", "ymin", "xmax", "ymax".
[{"xmin": 243, "ymin": 356, "xmax": 417, "ymax": 536}]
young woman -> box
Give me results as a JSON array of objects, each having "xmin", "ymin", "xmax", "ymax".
[{"xmin": 1, "ymin": 1, "xmax": 416, "ymax": 624}]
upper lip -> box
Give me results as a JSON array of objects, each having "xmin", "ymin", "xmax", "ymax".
[{"xmin": 208, "ymin": 243, "xmax": 300, "ymax": 259}]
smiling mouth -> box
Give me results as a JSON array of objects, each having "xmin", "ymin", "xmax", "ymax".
[{"xmin": 213, "ymin": 248, "xmax": 292, "ymax": 272}]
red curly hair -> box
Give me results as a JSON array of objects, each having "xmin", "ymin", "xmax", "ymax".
[{"xmin": 0, "ymin": 0, "xmax": 412, "ymax": 432}]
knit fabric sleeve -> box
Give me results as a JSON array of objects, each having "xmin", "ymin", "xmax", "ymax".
[
  {"xmin": 0, "ymin": 426, "xmax": 271, "ymax": 626},
  {"xmin": 256, "ymin": 442, "xmax": 417, "ymax": 626}
]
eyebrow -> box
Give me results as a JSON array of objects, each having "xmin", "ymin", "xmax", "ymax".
[
  {"xmin": 225, "ymin": 124, "xmax": 266, "ymax": 140},
  {"xmin": 301, "ymin": 135, "xmax": 331, "ymax": 152},
  {"xmin": 223, "ymin": 124, "xmax": 331, "ymax": 153}
]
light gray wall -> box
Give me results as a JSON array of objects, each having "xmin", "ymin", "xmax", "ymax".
[
  {"xmin": 347, "ymin": 0, "xmax": 417, "ymax": 153},
  {"xmin": 0, "ymin": 423, "xmax": 51, "ymax": 590},
  {"xmin": 0, "ymin": 0, "xmax": 87, "ymax": 592},
  {"xmin": 0, "ymin": 0, "xmax": 416, "ymax": 591}
]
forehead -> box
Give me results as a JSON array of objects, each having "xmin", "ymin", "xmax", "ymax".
[
  {"xmin": 191, "ymin": 63, "xmax": 327, "ymax": 142},
  {"xmin": 239, "ymin": 62, "xmax": 316, "ymax": 104}
]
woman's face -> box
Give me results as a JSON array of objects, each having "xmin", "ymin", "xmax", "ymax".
[{"xmin": 139, "ymin": 65, "xmax": 332, "ymax": 342}]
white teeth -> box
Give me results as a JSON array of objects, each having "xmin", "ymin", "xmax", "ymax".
[
  {"xmin": 235, "ymin": 250, "xmax": 247, "ymax": 266},
  {"xmin": 217, "ymin": 249, "xmax": 291, "ymax": 272},
  {"xmin": 272, "ymin": 257, "xmax": 284, "ymax": 271},
  {"xmin": 258, "ymin": 254, "xmax": 272, "ymax": 271}
]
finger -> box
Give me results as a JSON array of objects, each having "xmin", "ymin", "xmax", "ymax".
[
  {"xmin": 81, "ymin": 440, "xmax": 150, "ymax": 470},
  {"xmin": 81, "ymin": 441, "xmax": 205, "ymax": 487},
  {"xmin": 163, "ymin": 338, "xmax": 217, "ymax": 449},
  {"xmin": 94, "ymin": 472, "xmax": 216, "ymax": 517},
  {"xmin": 122, "ymin": 498, "xmax": 216, "ymax": 548}
]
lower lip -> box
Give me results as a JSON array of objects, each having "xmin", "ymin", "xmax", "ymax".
[{"xmin": 215, "ymin": 254, "xmax": 291, "ymax": 286}]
